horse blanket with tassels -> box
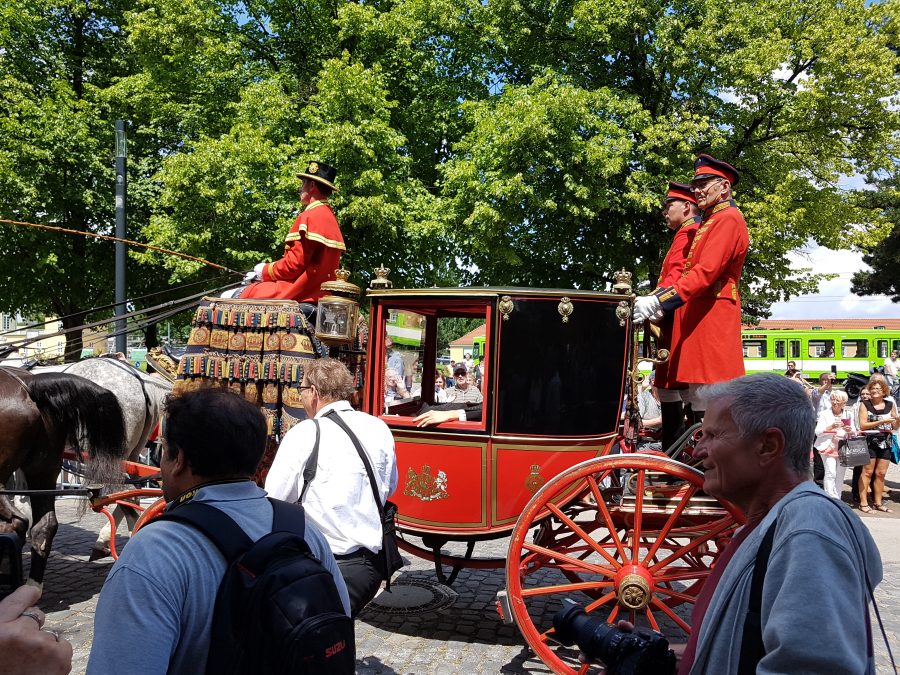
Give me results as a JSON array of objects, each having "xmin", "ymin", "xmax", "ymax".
[{"xmin": 173, "ymin": 297, "xmax": 328, "ymax": 482}]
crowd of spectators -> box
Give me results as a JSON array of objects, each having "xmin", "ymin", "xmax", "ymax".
[{"xmin": 791, "ymin": 366, "xmax": 897, "ymax": 513}]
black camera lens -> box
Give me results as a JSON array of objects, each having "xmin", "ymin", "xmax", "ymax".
[{"xmin": 552, "ymin": 600, "xmax": 676, "ymax": 675}]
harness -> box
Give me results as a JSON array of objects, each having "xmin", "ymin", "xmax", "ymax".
[{"xmin": 0, "ymin": 366, "xmax": 31, "ymax": 395}]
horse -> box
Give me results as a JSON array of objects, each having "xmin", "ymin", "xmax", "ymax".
[
  {"xmin": 0, "ymin": 367, "xmax": 125, "ymax": 587},
  {"xmin": 63, "ymin": 356, "xmax": 172, "ymax": 559}
]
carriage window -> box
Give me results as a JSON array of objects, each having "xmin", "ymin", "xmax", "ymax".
[
  {"xmin": 379, "ymin": 305, "xmax": 488, "ymax": 431},
  {"xmin": 742, "ymin": 340, "xmax": 767, "ymax": 358},
  {"xmin": 808, "ymin": 340, "xmax": 835, "ymax": 358},
  {"xmin": 790, "ymin": 340, "xmax": 800, "ymax": 358},
  {"xmin": 878, "ymin": 340, "xmax": 889, "ymax": 358},
  {"xmin": 384, "ymin": 310, "xmax": 426, "ymax": 412},
  {"xmin": 496, "ymin": 298, "xmax": 626, "ymax": 436},
  {"xmin": 774, "ymin": 340, "xmax": 786, "ymax": 359},
  {"xmin": 841, "ymin": 340, "xmax": 867, "ymax": 358}
]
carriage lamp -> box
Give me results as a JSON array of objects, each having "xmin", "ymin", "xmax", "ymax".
[{"xmin": 315, "ymin": 269, "xmax": 361, "ymax": 344}]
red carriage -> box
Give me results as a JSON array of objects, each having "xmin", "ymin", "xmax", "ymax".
[{"xmin": 360, "ymin": 273, "xmax": 743, "ymax": 673}]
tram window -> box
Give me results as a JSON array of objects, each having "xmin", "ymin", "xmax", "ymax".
[
  {"xmin": 808, "ymin": 340, "xmax": 835, "ymax": 358},
  {"xmin": 841, "ymin": 340, "xmax": 867, "ymax": 358},
  {"xmin": 893, "ymin": 340, "xmax": 900, "ymax": 353},
  {"xmin": 774, "ymin": 340, "xmax": 785, "ymax": 359},
  {"xmin": 742, "ymin": 340, "xmax": 767, "ymax": 358},
  {"xmin": 789, "ymin": 340, "xmax": 800, "ymax": 358},
  {"xmin": 878, "ymin": 340, "xmax": 889, "ymax": 358}
]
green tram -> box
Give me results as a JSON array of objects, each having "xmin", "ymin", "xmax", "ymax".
[{"xmin": 638, "ymin": 327, "xmax": 900, "ymax": 381}]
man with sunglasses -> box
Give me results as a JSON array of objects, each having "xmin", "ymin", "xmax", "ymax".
[{"xmin": 633, "ymin": 154, "xmax": 749, "ymax": 423}]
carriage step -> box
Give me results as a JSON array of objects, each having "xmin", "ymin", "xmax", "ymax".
[{"xmin": 495, "ymin": 590, "xmax": 514, "ymax": 625}]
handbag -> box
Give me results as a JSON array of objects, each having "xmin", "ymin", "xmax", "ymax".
[
  {"xmin": 891, "ymin": 434, "xmax": 900, "ymax": 465},
  {"xmin": 838, "ymin": 436, "xmax": 871, "ymax": 467},
  {"xmin": 324, "ymin": 411, "xmax": 405, "ymax": 590}
]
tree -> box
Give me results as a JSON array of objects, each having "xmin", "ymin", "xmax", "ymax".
[
  {"xmin": 851, "ymin": 171, "xmax": 900, "ymax": 301},
  {"xmin": 440, "ymin": 0, "xmax": 898, "ymax": 320}
]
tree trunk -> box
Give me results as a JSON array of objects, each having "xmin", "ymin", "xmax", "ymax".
[
  {"xmin": 144, "ymin": 322, "xmax": 158, "ymax": 349},
  {"xmin": 62, "ymin": 312, "xmax": 87, "ymax": 362}
]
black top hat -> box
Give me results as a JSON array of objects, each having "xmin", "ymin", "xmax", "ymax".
[
  {"xmin": 692, "ymin": 154, "xmax": 739, "ymax": 186},
  {"xmin": 296, "ymin": 161, "xmax": 338, "ymax": 191}
]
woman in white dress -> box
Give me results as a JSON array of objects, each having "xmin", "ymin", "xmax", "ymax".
[{"xmin": 814, "ymin": 390, "xmax": 852, "ymax": 499}]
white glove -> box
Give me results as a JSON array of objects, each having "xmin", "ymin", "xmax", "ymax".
[
  {"xmin": 649, "ymin": 308, "xmax": 665, "ymax": 322},
  {"xmin": 254, "ymin": 262, "xmax": 266, "ymax": 278},
  {"xmin": 633, "ymin": 295, "xmax": 662, "ymax": 323},
  {"xmin": 242, "ymin": 270, "xmax": 258, "ymax": 284}
]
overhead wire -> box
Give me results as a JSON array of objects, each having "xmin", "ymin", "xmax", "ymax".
[{"xmin": 0, "ymin": 273, "xmax": 236, "ymax": 339}]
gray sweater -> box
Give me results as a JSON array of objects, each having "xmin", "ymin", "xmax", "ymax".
[{"xmin": 689, "ymin": 482, "xmax": 882, "ymax": 675}]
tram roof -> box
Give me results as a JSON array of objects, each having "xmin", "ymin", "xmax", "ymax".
[{"xmin": 743, "ymin": 319, "xmax": 900, "ymax": 331}]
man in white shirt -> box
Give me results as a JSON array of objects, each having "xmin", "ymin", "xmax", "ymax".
[
  {"xmin": 266, "ymin": 358, "xmax": 398, "ymax": 618},
  {"xmin": 884, "ymin": 350, "xmax": 899, "ymax": 391}
]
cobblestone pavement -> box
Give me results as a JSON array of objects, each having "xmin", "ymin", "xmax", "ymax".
[{"xmin": 24, "ymin": 473, "xmax": 900, "ymax": 674}]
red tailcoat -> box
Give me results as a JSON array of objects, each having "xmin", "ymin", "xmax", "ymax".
[
  {"xmin": 653, "ymin": 216, "xmax": 700, "ymax": 390},
  {"xmin": 242, "ymin": 201, "xmax": 345, "ymax": 303},
  {"xmin": 654, "ymin": 200, "xmax": 748, "ymax": 385}
]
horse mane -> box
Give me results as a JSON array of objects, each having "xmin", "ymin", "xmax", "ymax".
[{"xmin": 28, "ymin": 372, "xmax": 126, "ymax": 487}]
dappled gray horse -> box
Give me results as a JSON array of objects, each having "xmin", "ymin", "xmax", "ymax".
[{"xmin": 65, "ymin": 356, "xmax": 172, "ymax": 557}]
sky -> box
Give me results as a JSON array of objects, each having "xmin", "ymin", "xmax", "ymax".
[{"xmin": 768, "ymin": 245, "xmax": 900, "ymax": 320}]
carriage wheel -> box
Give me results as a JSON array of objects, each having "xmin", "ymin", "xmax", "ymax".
[
  {"xmin": 506, "ymin": 454, "xmax": 742, "ymax": 674},
  {"xmin": 130, "ymin": 496, "xmax": 167, "ymax": 535}
]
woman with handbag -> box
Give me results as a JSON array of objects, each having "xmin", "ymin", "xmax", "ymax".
[
  {"xmin": 814, "ymin": 390, "xmax": 852, "ymax": 499},
  {"xmin": 857, "ymin": 379, "xmax": 898, "ymax": 513}
]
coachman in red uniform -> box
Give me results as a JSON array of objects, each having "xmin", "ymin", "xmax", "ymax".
[
  {"xmin": 653, "ymin": 182, "xmax": 701, "ymax": 449},
  {"xmin": 238, "ymin": 161, "xmax": 346, "ymax": 304},
  {"xmin": 634, "ymin": 154, "xmax": 749, "ymax": 422}
]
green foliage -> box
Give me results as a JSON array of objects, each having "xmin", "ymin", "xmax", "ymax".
[
  {"xmin": 0, "ymin": 0, "xmax": 897, "ymax": 354},
  {"xmin": 852, "ymin": 169, "xmax": 900, "ymax": 302}
]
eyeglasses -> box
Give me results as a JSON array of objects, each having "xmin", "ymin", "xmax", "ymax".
[
  {"xmin": 298, "ymin": 385, "xmax": 314, "ymax": 391},
  {"xmin": 690, "ymin": 178, "xmax": 723, "ymax": 194}
]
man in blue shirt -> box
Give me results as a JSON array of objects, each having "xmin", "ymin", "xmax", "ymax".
[{"xmin": 88, "ymin": 388, "xmax": 349, "ymax": 675}]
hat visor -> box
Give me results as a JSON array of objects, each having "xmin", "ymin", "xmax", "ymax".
[
  {"xmin": 690, "ymin": 173, "xmax": 721, "ymax": 184},
  {"xmin": 296, "ymin": 173, "xmax": 339, "ymax": 192}
]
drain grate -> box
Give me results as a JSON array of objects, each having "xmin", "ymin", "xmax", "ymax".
[{"xmin": 369, "ymin": 578, "xmax": 458, "ymax": 615}]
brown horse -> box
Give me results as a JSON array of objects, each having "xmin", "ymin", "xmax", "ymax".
[{"xmin": 0, "ymin": 367, "xmax": 125, "ymax": 587}]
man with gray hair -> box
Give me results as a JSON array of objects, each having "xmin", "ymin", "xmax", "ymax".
[
  {"xmin": 679, "ymin": 372, "xmax": 883, "ymax": 674},
  {"xmin": 266, "ymin": 358, "xmax": 397, "ymax": 618}
]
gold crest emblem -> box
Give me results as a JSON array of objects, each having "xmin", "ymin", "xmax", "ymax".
[
  {"xmin": 308, "ymin": 161, "xmax": 319, "ymax": 174},
  {"xmin": 558, "ymin": 297, "xmax": 573, "ymax": 323},
  {"xmin": 525, "ymin": 464, "xmax": 545, "ymax": 494},
  {"xmin": 403, "ymin": 465, "xmax": 449, "ymax": 502}
]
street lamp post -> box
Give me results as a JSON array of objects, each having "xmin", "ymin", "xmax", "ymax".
[{"xmin": 114, "ymin": 120, "xmax": 127, "ymax": 356}]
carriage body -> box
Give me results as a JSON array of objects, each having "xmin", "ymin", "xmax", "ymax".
[{"xmin": 362, "ymin": 287, "xmax": 632, "ymax": 539}]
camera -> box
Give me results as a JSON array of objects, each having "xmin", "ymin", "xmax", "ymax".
[{"xmin": 552, "ymin": 599, "xmax": 676, "ymax": 675}]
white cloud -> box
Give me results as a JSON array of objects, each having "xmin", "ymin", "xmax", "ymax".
[{"xmin": 768, "ymin": 244, "xmax": 900, "ymax": 319}]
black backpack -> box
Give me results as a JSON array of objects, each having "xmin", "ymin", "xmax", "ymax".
[{"xmin": 158, "ymin": 497, "xmax": 355, "ymax": 675}]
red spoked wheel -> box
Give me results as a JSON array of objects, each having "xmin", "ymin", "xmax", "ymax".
[
  {"xmin": 130, "ymin": 496, "xmax": 167, "ymax": 536},
  {"xmin": 506, "ymin": 454, "xmax": 743, "ymax": 674}
]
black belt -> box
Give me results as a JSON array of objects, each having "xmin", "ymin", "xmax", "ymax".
[{"xmin": 334, "ymin": 548, "xmax": 377, "ymax": 561}]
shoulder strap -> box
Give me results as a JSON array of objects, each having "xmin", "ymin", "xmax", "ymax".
[
  {"xmin": 267, "ymin": 498, "xmax": 308, "ymax": 542},
  {"xmin": 737, "ymin": 519, "xmax": 777, "ymax": 675},
  {"xmin": 323, "ymin": 409, "xmax": 384, "ymax": 519},
  {"xmin": 158, "ymin": 501, "xmax": 253, "ymax": 563},
  {"xmin": 299, "ymin": 419, "xmax": 321, "ymax": 504},
  {"xmin": 158, "ymin": 499, "xmax": 311, "ymax": 563}
]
